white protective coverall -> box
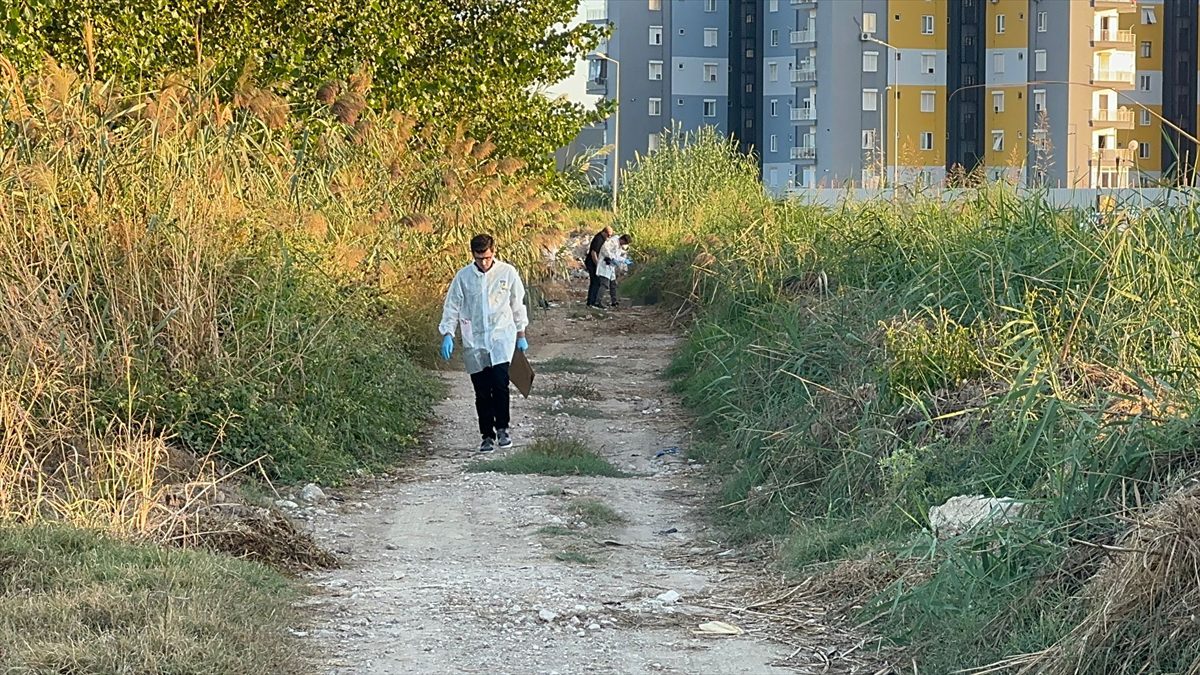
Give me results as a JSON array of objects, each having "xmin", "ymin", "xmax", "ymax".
[
  {"xmin": 439, "ymin": 260, "xmax": 529, "ymax": 375},
  {"xmin": 596, "ymin": 237, "xmax": 628, "ymax": 280}
]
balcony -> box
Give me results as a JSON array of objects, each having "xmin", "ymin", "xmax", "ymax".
[
  {"xmin": 790, "ymin": 28, "xmax": 816, "ymax": 45},
  {"xmin": 1091, "ymin": 28, "xmax": 1135, "ymax": 49},
  {"xmin": 790, "ymin": 146, "xmax": 817, "ymax": 161},
  {"xmin": 790, "ymin": 66, "xmax": 817, "ymax": 84},
  {"xmin": 791, "ymin": 0, "xmax": 817, "ymax": 6},
  {"xmin": 1090, "ymin": 107, "xmax": 1135, "ymax": 129},
  {"xmin": 1091, "ymin": 0, "xmax": 1139, "ymax": 12},
  {"xmin": 586, "ymin": 77, "xmax": 608, "ymax": 96},
  {"xmin": 790, "ymin": 107, "xmax": 817, "ymax": 122},
  {"xmin": 1091, "ymin": 67, "xmax": 1135, "ymax": 88},
  {"xmin": 1091, "ymin": 148, "xmax": 1134, "ymax": 164}
]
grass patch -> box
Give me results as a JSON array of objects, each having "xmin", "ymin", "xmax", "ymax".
[
  {"xmin": 468, "ymin": 438, "xmax": 625, "ymax": 477},
  {"xmin": 539, "ymin": 403, "xmax": 608, "ymax": 419},
  {"xmin": 543, "ymin": 382, "xmax": 604, "ymax": 401},
  {"xmin": 0, "ymin": 525, "xmax": 302, "ymax": 673},
  {"xmin": 537, "ymin": 357, "xmax": 598, "ymax": 374},
  {"xmin": 536, "ymin": 525, "xmax": 576, "ymax": 537},
  {"xmin": 553, "ymin": 549, "xmax": 597, "ymax": 565},
  {"xmin": 568, "ymin": 498, "xmax": 625, "ymax": 526}
]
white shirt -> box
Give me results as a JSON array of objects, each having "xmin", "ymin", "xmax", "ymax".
[
  {"xmin": 439, "ymin": 260, "xmax": 529, "ymax": 374},
  {"xmin": 597, "ymin": 238, "xmax": 627, "ymax": 280}
]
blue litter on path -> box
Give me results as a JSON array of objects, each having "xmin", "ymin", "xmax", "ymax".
[{"xmin": 654, "ymin": 447, "xmax": 681, "ymax": 458}]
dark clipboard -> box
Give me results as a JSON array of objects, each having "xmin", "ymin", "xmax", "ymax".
[{"xmin": 510, "ymin": 349, "xmax": 535, "ymax": 398}]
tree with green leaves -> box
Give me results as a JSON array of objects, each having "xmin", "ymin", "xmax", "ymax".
[{"xmin": 1, "ymin": 0, "xmax": 608, "ymax": 167}]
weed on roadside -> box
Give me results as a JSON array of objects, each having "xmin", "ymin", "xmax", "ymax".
[
  {"xmin": 568, "ymin": 499, "xmax": 625, "ymax": 526},
  {"xmin": 0, "ymin": 525, "xmax": 301, "ymax": 673},
  {"xmin": 468, "ymin": 438, "xmax": 626, "ymax": 477},
  {"xmin": 553, "ymin": 549, "xmax": 597, "ymax": 565},
  {"xmin": 538, "ymin": 403, "xmax": 608, "ymax": 419},
  {"xmin": 537, "ymin": 357, "xmax": 598, "ymax": 374},
  {"xmin": 536, "ymin": 525, "xmax": 575, "ymax": 537}
]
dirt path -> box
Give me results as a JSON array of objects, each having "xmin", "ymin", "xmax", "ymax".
[{"xmin": 298, "ymin": 291, "xmax": 884, "ymax": 675}]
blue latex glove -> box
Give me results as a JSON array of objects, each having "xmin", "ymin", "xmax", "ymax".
[
  {"xmin": 516, "ymin": 337, "xmax": 529, "ymax": 353},
  {"xmin": 440, "ymin": 334, "xmax": 454, "ymax": 361}
]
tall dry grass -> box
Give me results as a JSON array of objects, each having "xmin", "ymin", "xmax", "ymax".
[{"xmin": 0, "ymin": 56, "xmax": 572, "ymax": 535}]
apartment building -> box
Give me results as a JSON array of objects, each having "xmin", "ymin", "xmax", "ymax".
[
  {"xmin": 582, "ymin": 0, "xmax": 1145, "ymax": 192},
  {"xmin": 1119, "ymin": 0, "xmax": 1199, "ymax": 185}
]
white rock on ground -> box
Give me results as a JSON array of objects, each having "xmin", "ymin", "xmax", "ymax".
[{"xmin": 300, "ymin": 483, "xmax": 327, "ymax": 503}]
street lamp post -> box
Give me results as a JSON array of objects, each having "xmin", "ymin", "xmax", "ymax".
[
  {"xmin": 864, "ymin": 35, "xmax": 900, "ymax": 187},
  {"xmin": 593, "ymin": 53, "xmax": 621, "ymax": 213}
]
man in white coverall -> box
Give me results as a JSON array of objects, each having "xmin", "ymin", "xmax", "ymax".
[{"xmin": 439, "ymin": 234, "xmax": 530, "ymax": 453}]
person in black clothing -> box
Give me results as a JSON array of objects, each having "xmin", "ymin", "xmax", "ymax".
[{"xmin": 584, "ymin": 224, "xmax": 614, "ymax": 309}]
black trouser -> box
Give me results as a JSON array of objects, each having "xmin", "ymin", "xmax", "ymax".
[
  {"xmin": 585, "ymin": 259, "xmax": 602, "ymax": 306},
  {"xmin": 606, "ymin": 276, "xmax": 618, "ymax": 305},
  {"xmin": 470, "ymin": 362, "xmax": 510, "ymax": 440}
]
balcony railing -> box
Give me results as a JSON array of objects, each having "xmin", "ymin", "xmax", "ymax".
[
  {"xmin": 1091, "ymin": 28, "xmax": 1135, "ymax": 47},
  {"xmin": 1091, "ymin": 148, "xmax": 1134, "ymax": 163},
  {"xmin": 1091, "ymin": 68, "xmax": 1136, "ymax": 86},
  {"xmin": 790, "ymin": 28, "xmax": 816, "ymax": 45},
  {"xmin": 790, "ymin": 146, "xmax": 817, "ymax": 160},
  {"xmin": 791, "ymin": 0, "xmax": 817, "ymax": 5},
  {"xmin": 790, "ymin": 67, "xmax": 817, "ymax": 83},
  {"xmin": 790, "ymin": 107, "xmax": 817, "ymax": 122},
  {"xmin": 1090, "ymin": 108, "xmax": 1135, "ymax": 127}
]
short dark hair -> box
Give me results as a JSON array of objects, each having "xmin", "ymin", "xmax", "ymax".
[
  {"xmin": 619, "ymin": 234, "xmax": 632, "ymax": 245},
  {"xmin": 470, "ymin": 234, "xmax": 495, "ymax": 253}
]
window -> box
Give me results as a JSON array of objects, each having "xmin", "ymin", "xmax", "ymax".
[
  {"xmin": 648, "ymin": 0, "xmax": 661, "ymax": 10},
  {"xmin": 922, "ymin": 15, "xmax": 934, "ymax": 35},
  {"xmin": 1140, "ymin": 143, "xmax": 1151, "ymax": 160},
  {"xmin": 649, "ymin": 61, "xmax": 663, "ymax": 80},
  {"xmin": 703, "ymin": 99, "xmax": 717, "ymax": 117},
  {"xmin": 1037, "ymin": 11, "xmax": 1047, "ymax": 32},
  {"xmin": 863, "ymin": 51, "xmax": 879, "ymax": 73},
  {"xmin": 920, "ymin": 132, "xmax": 933, "ymax": 151},
  {"xmin": 649, "ymin": 26, "xmax": 662, "ymax": 45},
  {"xmin": 770, "ymin": 99, "xmax": 778, "ymax": 117},
  {"xmin": 648, "ymin": 133, "xmax": 660, "ymax": 152},
  {"xmin": 1033, "ymin": 90, "xmax": 1046, "ymax": 112},
  {"xmin": 769, "ymin": 0, "xmax": 779, "ymax": 11},
  {"xmin": 704, "ymin": 28, "xmax": 719, "ymax": 47},
  {"xmin": 768, "ymin": 62, "xmax": 779, "ymax": 81},
  {"xmin": 993, "ymin": 52, "xmax": 1005, "ymax": 73},
  {"xmin": 996, "ymin": 14, "xmax": 1006, "ymax": 34},
  {"xmin": 768, "ymin": 167, "xmax": 779, "ymax": 187},
  {"xmin": 648, "ymin": 98, "xmax": 662, "ymax": 116},
  {"xmin": 863, "ymin": 89, "xmax": 878, "ymax": 111},
  {"xmin": 862, "ymin": 12, "xmax": 877, "ymax": 34},
  {"xmin": 770, "ymin": 29, "xmax": 779, "ymax": 47},
  {"xmin": 1140, "ymin": 109, "xmax": 1151, "ymax": 126},
  {"xmin": 769, "ymin": 134, "xmax": 778, "ymax": 153},
  {"xmin": 921, "ymin": 53, "xmax": 935, "ymax": 74},
  {"xmin": 1141, "ymin": 7, "xmax": 1156, "ymax": 24},
  {"xmin": 920, "ymin": 91, "xmax": 935, "ymax": 113},
  {"xmin": 703, "ymin": 63, "xmax": 718, "ymax": 82},
  {"xmin": 862, "ymin": 129, "xmax": 877, "ymax": 149},
  {"xmin": 1035, "ymin": 50, "xmax": 1047, "ymax": 72},
  {"xmin": 992, "ymin": 91, "xmax": 1005, "ymax": 113},
  {"xmin": 992, "ymin": 130, "xmax": 1004, "ymax": 152},
  {"xmin": 704, "ymin": 0, "xmax": 717, "ymax": 12},
  {"xmin": 1141, "ymin": 41, "xmax": 1152, "ymax": 58},
  {"xmin": 1139, "ymin": 75, "xmax": 1152, "ymax": 91}
]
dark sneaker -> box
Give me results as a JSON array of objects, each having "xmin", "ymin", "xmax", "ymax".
[
  {"xmin": 479, "ymin": 437, "xmax": 495, "ymax": 453},
  {"xmin": 496, "ymin": 429, "xmax": 513, "ymax": 449}
]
